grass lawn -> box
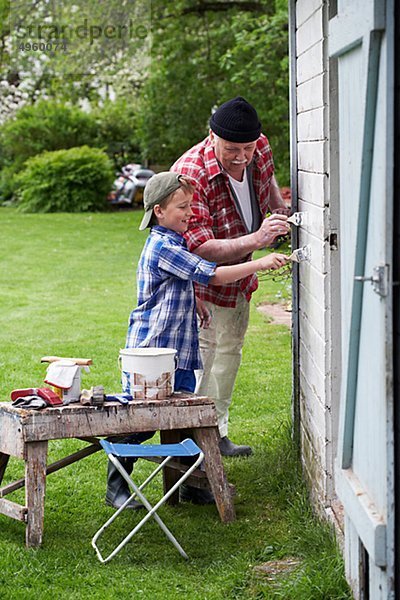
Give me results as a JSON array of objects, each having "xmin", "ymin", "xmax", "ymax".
[{"xmin": 0, "ymin": 208, "xmax": 350, "ymax": 599}]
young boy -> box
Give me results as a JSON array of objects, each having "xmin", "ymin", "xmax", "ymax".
[
  {"xmin": 124, "ymin": 171, "xmax": 288, "ymax": 394},
  {"xmin": 106, "ymin": 172, "xmax": 287, "ymax": 510}
]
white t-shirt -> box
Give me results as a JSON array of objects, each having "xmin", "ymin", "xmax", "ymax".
[{"xmin": 228, "ymin": 169, "xmax": 252, "ymax": 231}]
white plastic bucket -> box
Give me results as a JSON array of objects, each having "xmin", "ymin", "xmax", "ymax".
[{"xmin": 119, "ymin": 348, "xmax": 177, "ymax": 400}]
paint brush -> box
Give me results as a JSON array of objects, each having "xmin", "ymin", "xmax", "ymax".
[{"xmin": 288, "ymin": 245, "xmax": 311, "ymax": 262}]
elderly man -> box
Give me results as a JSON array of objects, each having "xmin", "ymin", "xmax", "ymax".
[{"xmin": 171, "ymin": 96, "xmax": 290, "ymax": 458}]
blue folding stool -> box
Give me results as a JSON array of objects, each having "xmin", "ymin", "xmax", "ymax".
[{"xmin": 92, "ymin": 438, "xmax": 204, "ymax": 563}]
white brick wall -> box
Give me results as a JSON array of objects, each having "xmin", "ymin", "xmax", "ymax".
[
  {"xmin": 294, "ymin": 0, "xmax": 332, "ymax": 509},
  {"xmin": 298, "ymin": 172, "xmax": 327, "ymax": 207},
  {"xmin": 297, "ymin": 41, "xmax": 325, "ymax": 83},
  {"xmin": 297, "ymin": 140, "xmax": 327, "ymax": 172},
  {"xmin": 296, "ymin": 0, "xmax": 323, "ymax": 28},
  {"xmin": 298, "ymin": 199, "xmax": 328, "ymax": 237},
  {"xmin": 297, "ymin": 107, "xmax": 326, "ymax": 142},
  {"xmin": 297, "ymin": 73, "xmax": 325, "ymax": 112},
  {"xmin": 296, "ymin": 7, "xmax": 324, "ymax": 54}
]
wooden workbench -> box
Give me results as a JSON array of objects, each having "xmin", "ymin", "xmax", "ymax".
[{"xmin": 0, "ymin": 394, "xmax": 235, "ymax": 548}]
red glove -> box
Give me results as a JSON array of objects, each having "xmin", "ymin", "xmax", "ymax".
[{"xmin": 10, "ymin": 387, "xmax": 63, "ymax": 406}]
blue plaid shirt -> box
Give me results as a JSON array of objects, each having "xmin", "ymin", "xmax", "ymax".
[{"xmin": 126, "ymin": 226, "xmax": 216, "ymax": 370}]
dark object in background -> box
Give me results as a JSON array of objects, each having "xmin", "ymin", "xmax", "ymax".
[
  {"xmin": 270, "ymin": 187, "xmax": 291, "ymax": 249},
  {"xmin": 108, "ymin": 164, "xmax": 155, "ymax": 207}
]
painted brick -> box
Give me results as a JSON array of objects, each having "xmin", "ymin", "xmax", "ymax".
[
  {"xmin": 300, "ymin": 366, "xmax": 325, "ymax": 412},
  {"xmin": 296, "ymin": 0, "xmax": 323, "ymax": 28},
  {"xmin": 297, "ymin": 73, "xmax": 325, "ymax": 112},
  {"xmin": 299, "ymin": 309, "xmax": 328, "ymax": 375},
  {"xmin": 294, "ymin": 0, "xmax": 334, "ymax": 532},
  {"xmin": 297, "ymin": 171, "xmax": 328, "ymax": 207},
  {"xmin": 297, "ymin": 199, "xmax": 329, "ymax": 239},
  {"xmin": 296, "ymin": 6, "xmax": 324, "ymax": 57},
  {"xmin": 299, "ymin": 229, "xmax": 330, "ymax": 273},
  {"xmin": 300, "ymin": 384, "xmax": 326, "ymax": 451},
  {"xmin": 299, "ymin": 282, "xmax": 327, "ymax": 337},
  {"xmin": 299, "ymin": 262, "xmax": 329, "ymax": 310},
  {"xmin": 299, "ymin": 338, "xmax": 326, "ymax": 400},
  {"xmin": 297, "ymin": 140, "xmax": 327, "ymax": 172},
  {"xmin": 301, "ymin": 424, "xmax": 328, "ymax": 507},
  {"xmin": 297, "ymin": 106, "xmax": 326, "ymax": 142},
  {"xmin": 297, "ymin": 40, "xmax": 324, "ymax": 84},
  {"xmin": 298, "ymin": 260, "xmax": 327, "ymax": 300}
]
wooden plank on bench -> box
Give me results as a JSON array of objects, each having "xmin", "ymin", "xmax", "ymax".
[
  {"xmin": 0, "ymin": 408, "xmax": 25, "ymax": 457},
  {"xmin": 0, "ymin": 442, "xmax": 101, "ymax": 497},
  {"xmin": 16, "ymin": 398, "xmax": 218, "ymax": 442},
  {"xmin": 0, "ymin": 497, "xmax": 28, "ymax": 522}
]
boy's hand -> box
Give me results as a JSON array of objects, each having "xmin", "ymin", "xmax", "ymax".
[
  {"xmin": 258, "ymin": 253, "xmax": 288, "ymax": 272},
  {"xmin": 196, "ymin": 297, "xmax": 212, "ymax": 329}
]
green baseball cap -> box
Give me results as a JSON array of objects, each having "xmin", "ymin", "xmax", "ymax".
[{"xmin": 139, "ymin": 172, "xmax": 184, "ymax": 231}]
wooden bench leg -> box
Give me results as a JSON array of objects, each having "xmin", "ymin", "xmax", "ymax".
[
  {"xmin": 0, "ymin": 453, "xmax": 10, "ymax": 486},
  {"xmin": 25, "ymin": 441, "xmax": 48, "ymax": 548},
  {"xmin": 193, "ymin": 427, "xmax": 236, "ymax": 523},
  {"xmin": 160, "ymin": 430, "xmax": 182, "ymax": 505}
]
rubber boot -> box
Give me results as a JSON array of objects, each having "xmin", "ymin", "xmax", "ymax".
[
  {"xmin": 105, "ymin": 457, "xmax": 144, "ymax": 510},
  {"xmin": 219, "ymin": 436, "xmax": 253, "ymax": 457},
  {"xmin": 179, "ymin": 484, "xmax": 215, "ymax": 505}
]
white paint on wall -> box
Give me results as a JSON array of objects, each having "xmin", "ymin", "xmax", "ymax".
[{"xmin": 297, "ymin": 73, "xmax": 325, "ymax": 112}]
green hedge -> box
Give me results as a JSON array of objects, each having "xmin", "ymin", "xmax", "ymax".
[
  {"xmin": 0, "ymin": 102, "xmax": 99, "ymax": 170},
  {"xmin": 0, "ymin": 99, "xmax": 140, "ymax": 202},
  {"xmin": 16, "ymin": 146, "xmax": 114, "ymax": 213}
]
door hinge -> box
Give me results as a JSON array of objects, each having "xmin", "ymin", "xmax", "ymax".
[{"xmin": 354, "ymin": 264, "xmax": 389, "ymax": 297}]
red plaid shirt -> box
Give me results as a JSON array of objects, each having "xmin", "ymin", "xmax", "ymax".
[{"xmin": 171, "ymin": 134, "xmax": 275, "ymax": 307}]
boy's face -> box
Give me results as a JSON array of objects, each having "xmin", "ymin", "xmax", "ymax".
[{"xmin": 153, "ymin": 188, "xmax": 194, "ymax": 234}]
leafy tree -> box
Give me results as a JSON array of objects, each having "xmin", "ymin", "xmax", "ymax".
[
  {"xmin": 220, "ymin": 0, "xmax": 289, "ymax": 183},
  {"xmin": 0, "ymin": 0, "xmax": 150, "ymax": 118},
  {"xmin": 136, "ymin": 1, "xmax": 250, "ymax": 165},
  {"xmin": 136, "ymin": 0, "xmax": 289, "ymax": 183},
  {"xmin": 93, "ymin": 99, "xmax": 141, "ymax": 169},
  {"xmin": 0, "ymin": 0, "xmax": 289, "ymax": 184}
]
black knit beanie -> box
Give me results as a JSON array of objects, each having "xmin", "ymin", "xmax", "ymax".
[{"xmin": 209, "ymin": 96, "xmax": 262, "ymax": 143}]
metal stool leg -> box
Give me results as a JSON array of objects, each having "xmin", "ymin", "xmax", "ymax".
[{"xmin": 92, "ymin": 450, "xmax": 204, "ymax": 563}]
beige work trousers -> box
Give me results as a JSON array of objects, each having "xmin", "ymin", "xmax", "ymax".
[{"xmin": 195, "ymin": 293, "xmax": 250, "ymax": 438}]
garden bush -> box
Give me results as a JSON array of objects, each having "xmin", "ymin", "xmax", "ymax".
[
  {"xmin": 0, "ymin": 102, "xmax": 99, "ymax": 202},
  {"xmin": 0, "ymin": 99, "xmax": 141, "ymax": 201},
  {"xmin": 16, "ymin": 146, "xmax": 114, "ymax": 213},
  {"xmin": 0, "ymin": 101, "xmax": 99, "ymax": 170},
  {"xmin": 0, "ymin": 165, "xmax": 19, "ymax": 204}
]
